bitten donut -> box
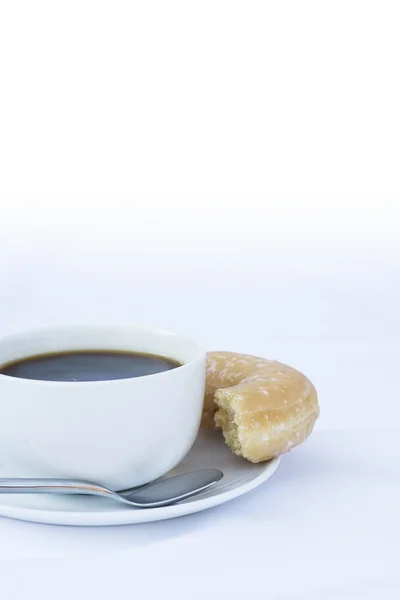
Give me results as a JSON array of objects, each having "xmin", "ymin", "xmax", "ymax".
[{"xmin": 203, "ymin": 351, "xmax": 319, "ymax": 462}]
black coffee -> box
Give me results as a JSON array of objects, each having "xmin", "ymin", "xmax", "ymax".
[{"xmin": 0, "ymin": 350, "xmax": 181, "ymax": 382}]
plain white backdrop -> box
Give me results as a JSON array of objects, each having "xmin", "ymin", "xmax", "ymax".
[
  {"xmin": 0, "ymin": 1, "xmax": 400, "ymax": 195},
  {"xmin": 0, "ymin": 1, "xmax": 399, "ymax": 598},
  {"xmin": 1, "ymin": 193, "xmax": 399, "ymax": 432}
]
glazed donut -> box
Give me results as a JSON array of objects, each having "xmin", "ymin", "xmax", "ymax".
[{"xmin": 203, "ymin": 351, "xmax": 319, "ymax": 462}]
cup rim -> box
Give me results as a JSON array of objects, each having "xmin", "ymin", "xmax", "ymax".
[{"xmin": 0, "ymin": 323, "xmax": 206, "ymax": 387}]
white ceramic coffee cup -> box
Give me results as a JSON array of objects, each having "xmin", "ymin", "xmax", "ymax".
[{"xmin": 0, "ymin": 325, "xmax": 206, "ymax": 490}]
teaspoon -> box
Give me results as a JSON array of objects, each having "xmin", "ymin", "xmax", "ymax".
[{"xmin": 0, "ymin": 469, "xmax": 223, "ymax": 508}]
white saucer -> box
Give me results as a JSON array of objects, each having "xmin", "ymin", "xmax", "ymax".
[{"xmin": 0, "ymin": 431, "xmax": 280, "ymax": 526}]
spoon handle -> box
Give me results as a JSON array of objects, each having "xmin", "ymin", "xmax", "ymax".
[{"xmin": 0, "ymin": 478, "xmax": 109, "ymax": 496}]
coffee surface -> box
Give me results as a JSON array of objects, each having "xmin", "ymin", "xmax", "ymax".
[{"xmin": 0, "ymin": 350, "xmax": 181, "ymax": 382}]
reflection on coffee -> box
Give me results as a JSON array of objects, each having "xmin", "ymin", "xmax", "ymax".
[{"xmin": 0, "ymin": 350, "xmax": 181, "ymax": 382}]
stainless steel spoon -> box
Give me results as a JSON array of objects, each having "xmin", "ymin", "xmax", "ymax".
[{"xmin": 0, "ymin": 469, "xmax": 223, "ymax": 508}]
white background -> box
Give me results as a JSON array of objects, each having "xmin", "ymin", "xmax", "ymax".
[
  {"xmin": 0, "ymin": 1, "xmax": 400, "ymax": 598},
  {"xmin": 1, "ymin": 193, "xmax": 399, "ymax": 432}
]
